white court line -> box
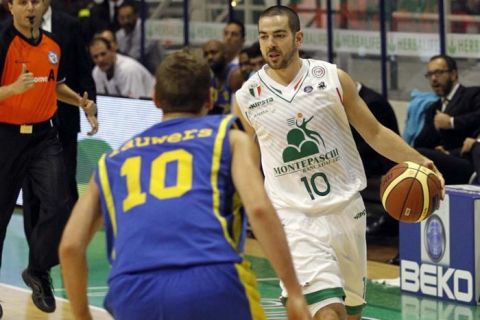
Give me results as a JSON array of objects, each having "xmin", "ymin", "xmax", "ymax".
[
  {"xmin": 54, "ymin": 286, "xmax": 109, "ymax": 292},
  {"xmin": 256, "ymin": 277, "xmax": 278, "ymax": 281},
  {"xmin": 0, "ymin": 283, "xmax": 109, "ymax": 313}
]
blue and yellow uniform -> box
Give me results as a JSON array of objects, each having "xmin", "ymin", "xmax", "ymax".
[
  {"xmin": 210, "ymin": 64, "xmax": 237, "ymax": 114},
  {"xmin": 95, "ymin": 115, "xmax": 265, "ymax": 320}
]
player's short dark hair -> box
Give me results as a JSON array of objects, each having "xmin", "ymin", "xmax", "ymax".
[
  {"xmin": 429, "ymin": 54, "xmax": 457, "ymax": 71},
  {"xmin": 155, "ymin": 49, "xmax": 211, "ymax": 114},
  {"xmin": 259, "ymin": 5, "xmax": 300, "ymax": 33},
  {"xmin": 226, "ymin": 19, "xmax": 245, "ymax": 39}
]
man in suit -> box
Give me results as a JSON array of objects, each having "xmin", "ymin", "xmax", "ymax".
[
  {"xmin": 0, "ymin": 0, "xmax": 8, "ymax": 21},
  {"xmin": 415, "ymin": 55, "xmax": 480, "ymax": 184},
  {"xmin": 21, "ymin": 0, "xmax": 96, "ymax": 312},
  {"xmin": 88, "ymin": 0, "xmax": 122, "ymax": 36}
]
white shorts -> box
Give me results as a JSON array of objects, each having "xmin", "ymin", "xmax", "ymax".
[{"xmin": 278, "ymin": 193, "xmax": 367, "ymax": 316}]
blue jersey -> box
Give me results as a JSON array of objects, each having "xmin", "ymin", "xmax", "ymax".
[
  {"xmin": 95, "ymin": 115, "xmax": 246, "ymax": 280},
  {"xmin": 210, "ymin": 63, "xmax": 237, "ymax": 114}
]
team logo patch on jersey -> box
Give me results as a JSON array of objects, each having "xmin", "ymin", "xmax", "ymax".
[
  {"xmin": 317, "ymin": 81, "xmax": 327, "ymax": 90},
  {"xmin": 273, "ymin": 114, "xmax": 340, "ymax": 177},
  {"xmin": 312, "ymin": 66, "xmax": 326, "ymax": 78},
  {"xmin": 303, "ymin": 85, "xmax": 313, "ymax": 93},
  {"xmin": 249, "ymin": 83, "xmax": 262, "ymax": 98},
  {"xmin": 273, "ymin": 112, "xmax": 340, "ymax": 178},
  {"xmin": 48, "ymin": 51, "xmax": 58, "ymax": 65},
  {"xmin": 282, "ymin": 114, "xmax": 326, "ymax": 162}
]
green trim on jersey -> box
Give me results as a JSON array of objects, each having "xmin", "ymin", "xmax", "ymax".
[
  {"xmin": 281, "ymin": 287, "xmax": 345, "ymax": 306},
  {"xmin": 258, "ymin": 60, "xmax": 311, "ymax": 103},
  {"xmin": 304, "ymin": 287, "xmax": 345, "ymax": 305},
  {"xmin": 346, "ymin": 303, "xmax": 366, "ymax": 315}
]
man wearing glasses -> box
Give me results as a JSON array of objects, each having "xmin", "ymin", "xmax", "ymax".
[{"xmin": 415, "ymin": 54, "xmax": 480, "ymax": 184}]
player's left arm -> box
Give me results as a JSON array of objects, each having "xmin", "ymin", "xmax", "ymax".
[
  {"xmin": 338, "ymin": 69, "xmax": 445, "ymax": 190},
  {"xmin": 59, "ymin": 176, "xmax": 104, "ymax": 320}
]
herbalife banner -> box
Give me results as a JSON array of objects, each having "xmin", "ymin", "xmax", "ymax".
[{"xmin": 147, "ymin": 20, "xmax": 480, "ymax": 58}]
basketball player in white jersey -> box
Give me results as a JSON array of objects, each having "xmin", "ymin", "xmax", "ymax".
[{"xmin": 233, "ymin": 5, "xmax": 445, "ymax": 320}]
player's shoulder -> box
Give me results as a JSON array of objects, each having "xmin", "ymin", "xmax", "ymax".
[{"xmin": 305, "ymin": 58, "xmax": 337, "ymax": 73}]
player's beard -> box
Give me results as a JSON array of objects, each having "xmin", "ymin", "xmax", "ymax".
[{"xmin": 266, "ymin": 42, "xmax": 297, "ymax": 70}]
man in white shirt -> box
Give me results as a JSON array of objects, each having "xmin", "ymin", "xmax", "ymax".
[
  {"xmin": 223, "ymin": 20, "xmax": 245, "ymax": 66},
  {"xmin": 89, "ymin": 37, "xmax": 154, "ymax": 98}
]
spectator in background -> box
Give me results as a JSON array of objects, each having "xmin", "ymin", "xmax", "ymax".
[
  {"xmin": 89, "ymin": 37, "xmax": 154, "ymax": 98},
  {"xmin": 22, "ymin": 0, "xmax": 97, "ymax": 289},
  {"xmin": 247, "ymin": 41, "xmax": 265, "ymax": 73},
  {"xmin": 0, "ymin": 0, "xmax": 8, "ymax": 21},
  {"xmin": 115, "ymin": 1, "xmax": 164, "ymax": 73},
  {"xmin": 229, "ymin": 48, "xmax": 252, "ymax": 92},
  {"xmin": 415, "ymin": 54, "xmax": 480, "ymax": 184},
  {"xmin": 229, "ymin": 42, "xmax": 265, "ymax": 92},
  {"xmin": 237, "ymin": 48, "xmax": 253, "ymax": 82},
  {"xmin": 94, "ymin": 27, "xmax": 119, "ymax": 51},
  {"xmin": 90, "ymin": 0, "xmax": 122, "ymax": 31},
  {"xmin": 223, "ymin": 19, "xmax": 245, "ymax": 66},
  {"xmin": 203, "ymin": 39, "xmax": 241, "ymax": 114}
]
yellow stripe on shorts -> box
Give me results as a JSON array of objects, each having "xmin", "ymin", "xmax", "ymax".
[{"xmin": 235, "ymin": 260, "xmax": 267, "ymax": 320}]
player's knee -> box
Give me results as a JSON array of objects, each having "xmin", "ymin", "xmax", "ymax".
[{"xmin": 313, "ymin": 303, "xmax": 347, "ymax": 320}]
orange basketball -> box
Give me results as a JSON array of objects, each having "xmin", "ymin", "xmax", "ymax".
[{"xmin": 380, "ymin": 161, "xmax": 442, "ymax": 223}]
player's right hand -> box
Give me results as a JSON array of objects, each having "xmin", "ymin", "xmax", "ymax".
[
  {"xmin": 11, "ymin": 64, "xmax": 34, "ymax": 94},
  {"xmin": 420, "ymin": 157, "xmax": 445, "ymax": 200},
  {"xmin": 286, "ymin": 293, "xmax": 312, "ymax": 320}
]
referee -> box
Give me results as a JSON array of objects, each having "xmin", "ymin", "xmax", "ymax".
[{"xmin": 0, "ymin": 0, "xmax": 97, "ymax": 315}]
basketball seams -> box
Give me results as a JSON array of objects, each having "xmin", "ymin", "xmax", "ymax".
[
  {"xmin": 381, "ymin": 167, "xmax": 413, "ymax": 220},
  {"xmin": 381, "ymin": 161, "xmax": 441, "ymax": 223},
  {"xmin": 416, "ymin": 172, "xmax": 432, "ymax": 222}
]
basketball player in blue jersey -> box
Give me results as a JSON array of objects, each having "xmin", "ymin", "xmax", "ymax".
[
  {"xmin": 233, "ymin": 5, "xmax": 445, "ymax": 320},
  {"xmin": 59, "ymin": 49, "xmax": 311, "ymax": 320}
]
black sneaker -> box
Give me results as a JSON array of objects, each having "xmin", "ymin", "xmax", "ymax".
[
  {"xmin": 22, "ymin": 269, "xmax": 56, "ymax": 313},
  {"xmin": 0, "ymin": 302, "xmax": 3, "ymax": 318}
]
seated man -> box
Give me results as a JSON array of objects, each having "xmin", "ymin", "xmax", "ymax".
[
  {"xmin": 415, "ymin": 54, "xmax": 480, "ymax": 184},
  {"xmin": 89, "ymin": 37, "xmax": 155, "ymax": 99}
]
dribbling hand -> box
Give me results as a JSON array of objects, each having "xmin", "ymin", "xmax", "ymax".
[{"xmin": 420, "ymin": 158, "xmax": 445, "ymax": 199}]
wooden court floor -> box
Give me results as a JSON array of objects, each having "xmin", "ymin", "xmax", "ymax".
[{"xmin": 2, "ymin": 212, "xmax": 479, "ymax": 320}]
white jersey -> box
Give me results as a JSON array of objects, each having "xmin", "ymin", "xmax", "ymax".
[
  {"xmin": 236, "ymin": 59, "xmax": 366, "ymax": 215},
  {"xmin": 92, "ymin": 53, "xmax": 155, "ymax": 99}
]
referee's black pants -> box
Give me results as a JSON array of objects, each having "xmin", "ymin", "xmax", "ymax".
[{"xmin": 0, "ymin": 121, "xmax": 70, "ymax": 272}]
